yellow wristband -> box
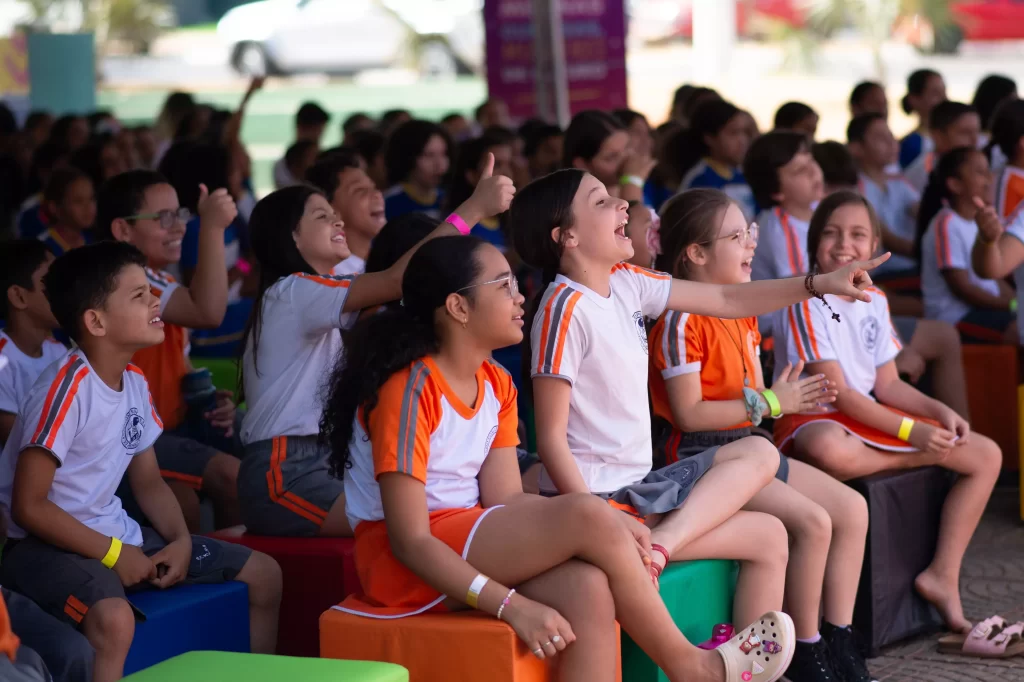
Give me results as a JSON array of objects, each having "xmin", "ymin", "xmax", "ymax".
[
  {"xmin": 761, "ymin": 389, "xmax": 782, "ymax": 418},
  {"xmin": 101, "ymin": 537, "xmax": 122, "ymax": 569},
  {"xmin": 897, "ymin": 418, "xmax": 915, "ymax": 442},
  {"xmin": 466, "ymin": 574, "xmax": 489, "ymax": 609}
]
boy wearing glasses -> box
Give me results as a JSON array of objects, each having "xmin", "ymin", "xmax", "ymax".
[{"xmin": 95, "ymin": 170, "xmax": 240, "ymax": 532}]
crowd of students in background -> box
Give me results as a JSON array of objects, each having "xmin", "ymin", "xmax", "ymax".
[{"xmin": 0, "ymin": 65, "xmax": 1019, "ymax": 682}]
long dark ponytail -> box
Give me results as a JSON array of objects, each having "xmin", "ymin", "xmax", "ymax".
[
  {"xmin": 507, "ymin": 169, "xmax": 584, "ymax": 402},
  {"xmin": 320, "ymin": 236, "xmax": 487, "ymax": 475},
  {"xmin": 915, "ymin": 146, "xmax": 977, "ymax": 263},
  {"xmin": 238, "ymin": 185, "xmax": 322, "ymax": 396}
]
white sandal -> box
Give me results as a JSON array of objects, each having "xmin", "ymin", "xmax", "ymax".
[{"xmin": 715, "ymin": 611, "xmax": 795, "ymax": 682}]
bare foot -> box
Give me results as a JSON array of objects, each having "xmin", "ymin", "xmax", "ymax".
[
  {"xmin": 668, "ymin": 648, "xmax": 725, "ymax": 682},
  {"xmin": 915, "ymin": 570, "xmax": 971, "ymax": 633}
]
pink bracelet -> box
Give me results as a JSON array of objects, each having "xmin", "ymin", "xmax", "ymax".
[
  {"xmin": 445, "ymin": 213, "xmax": 472, "ymax": 235},
  {"xmin": 496, "ymin": 588, "xmax": 516, "ymax": 620},
  {"xmin": 235, "ymin": 257, "xmax": 252, "ymax": 276}
]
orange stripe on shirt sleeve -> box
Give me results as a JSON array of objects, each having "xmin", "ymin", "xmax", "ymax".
[
  {"xmin": 534, "ymin": 284, "xmax": 565, "ymax": 373},
  {"xmin": 43, "ymin": 367, "xmax": 88, "ymax": 450},
  {"xmin": 31, "ymin": 359, "xmax": 75, "ymax": 443},
  {"xmin": 800, "ymin": 300, "xmax": 821, "ymax": 359},
  {"xmin": 296, "ymin": 273, "xmax": 352, "ymax": 288},
  {"xmin": 550, "ymin": 291, "xmax": 582, "ymax": 375}
]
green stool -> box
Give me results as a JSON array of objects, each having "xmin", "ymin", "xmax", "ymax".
[
  {"xmin": 621, "ymin": 559, "xmax": 737, "ymax": 682},
  {"xmin": 191, "ymin": 357, "xmax": 239, "ymax": 398},
  {"xmin": 122, "ymin": 651, "xmax": 408, "ymax": 681}
]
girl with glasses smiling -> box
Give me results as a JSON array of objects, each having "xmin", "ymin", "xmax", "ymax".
[{"xmin": 649, "ymin": 188, "xmax": 874, "ymax": 682}]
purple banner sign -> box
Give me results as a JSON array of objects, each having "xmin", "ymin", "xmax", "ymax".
[{"xmin": 484, "ymin": 0, "xmax": 628, "ymax": 122}]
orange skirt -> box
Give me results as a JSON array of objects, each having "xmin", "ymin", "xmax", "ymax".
[
  {"xmin": 335, "ymin": 505, "xmax": 497, "ymax": 619},
  {"xmin": 773, "ymin": 407, "xmax": 941, "ymax": 455}
]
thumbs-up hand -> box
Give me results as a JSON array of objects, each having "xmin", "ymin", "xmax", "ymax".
[
  {"xmin": 973, "ymin": 196, "xmax": 1004, "ymax": 244},
  {"xmin": 468, "ymin": 152, "xmax": 516, "ymax": 219},
  {"xmin": 197, "ymin": 183, "xmax": 238, "ymax": 233}
]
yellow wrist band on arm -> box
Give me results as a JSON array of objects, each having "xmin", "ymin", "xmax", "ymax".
[
  {"xmin": 101, "ymin": 537, "xmax": 123, "ymax": 569},
  {"xmin": 897, "ymin": 418, "xmax": 915, "ymax": 443},
  {"xmin": 466, "ymin": 574, "xmax": 489, "ymax": 608},
  {"xmin": 761, "ymin": 390, "xmax": 782, "ymax": 418}
]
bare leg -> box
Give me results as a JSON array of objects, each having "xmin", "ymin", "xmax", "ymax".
[
  {"xmin": 792, "ymin": 422, "xmax": 935, "ymax": 481},
  {"xmin": 317, "ymin": 493, "xmax": 354, "ymax": 537},
  {"xmin": 758, "ymin": 460, "xmax": 868, "ymax": 631},
  {"xmin": 909, "ymin": 320, "xmax": 968, "ymax": 418},
  {"xmin": 466, "ymin": 493, "xmax": 725, "ymax": 682},
  {"xmin": 233, "ymin": 551, "xmax": 283, "ymax": 654},
  {"xmin": 515, "ymin": 561, "xmax": 619, "ymax": 682},
  {"xmin": 669, "ymin": 511, "xmax": 788, "ymax": 628},
  {"xmin": 166, "ymin": 480, "xmax": 201, "ymax": 533},
  {"xmin": 915, "ymin": 434, "xmax": 1001, "ymax": 633},
  {"xmin": 202, "ymin": 453, "xmax": 242, "ymax": 529},
  {"xmin": 83, "ymin": 598, "xmax": 135, "ymax": 682},
  {"xmin": 648, "ymin": 436, "xmax": 778, "ymax": 571}
]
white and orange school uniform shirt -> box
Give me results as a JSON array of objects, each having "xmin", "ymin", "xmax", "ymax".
[
  {"xmin": 648, "ymin": 313, "xmax": 762, "ymax": 463},
  {"xmin": 904, "ymin": 151, "xmax": 936, "ymax": 195},
  {"xmin": 858, "ymin": 172, "xmax": 920, "ymax": 274},
  {"xmin": 338, "ymin": 357, "xmax": 519, "ymax": 617},
  {"xmin": 530, "ymin": 263, "xmax": 672, "ymax": 494},
  {"xmin": 0, "ymin": 350, "xmax": 163, "ymax": 544},
  {"xmin": 1001, "ymin": 206, "xmax": 1024, "ymax": 346},
  {"xmin": 995, "ymin": 165, "xmax": 1024, "ymax": 220},
  {"xmin": 0, "ymin": 333, "xmax": 66, "ymax": 418},
  {"xmin": 921, "ymin": 208, "xmax": 1002, "ymax": 324},
  {"xmin": 751, "ymin": 207, "xmax": 811, "ymax": 336},
  {"xmin": 241, "ymin": 273, "xmax": 358, "ymax": 445},
  {"xmin": 770, "ymin": 289, "xmax": 910, "ymax": 453},
  {"xmin": 132, "ymin": 268, "xmax": 189, "ymax": 429}
]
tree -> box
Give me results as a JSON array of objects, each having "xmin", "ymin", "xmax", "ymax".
[{"xmin": 16, "ymin": 0, "xmax": 172, "ymax": 54}]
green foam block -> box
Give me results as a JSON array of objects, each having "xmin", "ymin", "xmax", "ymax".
[
  {"xmin": 621, "ymin": 559, "xmax": 737, "ymax": 682},
  {"xmin": 122, "ymin": 651, "xmax": 408, "ymax": 682}
]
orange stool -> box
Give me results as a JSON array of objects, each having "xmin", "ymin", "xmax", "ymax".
[
  {"xmin": 962, "ymin": 344, "xmax": 1018, "ymax": 470},
  {"xmin": 320, "ymin": 608, "xmax": 621, "ymax": 682},
  {"xmin": 208, "ymin": 526, "xmax": 358, "ymax": 657}
]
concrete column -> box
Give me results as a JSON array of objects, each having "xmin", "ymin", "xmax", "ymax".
[
  {"xmin": 692, "ymin": 0, "xmax": 736, "ymax": 84},
  {"xmin": 530, "ymin": 0, "xmax": 570, "ymax": 126}
]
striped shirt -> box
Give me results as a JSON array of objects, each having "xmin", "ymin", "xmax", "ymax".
[
  {"xmin": 921, "ymin": 208, "xmax": 1002, "ymax": 324},
  {"xmin": 1002, "ymin": 205, "xmax": 1024, "ymax": 345},
  {"xmin": 345, "ymin": 358, "xmax": 519, "ymax": 529},
  {"xmin": 772, "ymin": 288, "xmax": 902, "ymax": 400},
  {"xmin": 530, "ymin": 263, "xmax": 672, "ymax": 494},
  {"xmin": 995, "ymin": 165, "xmax": 1024, "ymax": 220},
  {"xmin": 751, "ymin": 207, "xmax": 812, "ymax": 336},
  {"xmin": 0, "ymin": 350, "xmax": 163, "ymax": 544},
  {"xmin": 241, "ymin": 272, "xmax": 359, "ymax": 444}
]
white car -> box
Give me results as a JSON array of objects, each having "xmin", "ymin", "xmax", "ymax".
[{"xmin": 217, "ymin": 0, "xmax": 483, "ymax": 78}]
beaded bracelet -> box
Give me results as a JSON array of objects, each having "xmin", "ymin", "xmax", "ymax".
[
  {"xmin": 805, "ymin": 270, "xmax": 841, "ymax": 322},
  {"xmin": 496, "ymin": 588, "xmax": 516, "ymax": 621}
]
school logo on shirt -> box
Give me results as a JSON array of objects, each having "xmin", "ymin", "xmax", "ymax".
[
  {"xmin": 632, "ymin": 311, "xmax": 649, "ymax": 354},
  {"xmin": 121, "ymin": 407, "xmax": 145, "ymax": 450},
  {"xmin": 860, "ymin": 317, "xmax": 880, "ymax": 352},
  {"xmin": 484, "ymin": 425, "xmax": 498, "ymax": 454}
]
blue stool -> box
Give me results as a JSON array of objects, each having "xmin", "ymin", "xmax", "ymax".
[{"xmin": 124, "ymin": 582, "xmax": 250, "ymax": 675}]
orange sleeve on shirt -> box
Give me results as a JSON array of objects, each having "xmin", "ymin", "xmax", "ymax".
[
  {"xmin": 0, "ymin": 592, "xmax": 20, "ymax": 663},
  {"xmin": 683, "ymin": 314, "xmax": 705, "ymax": 368},
  {"xmin": 484, "ymin": 362, "xmax": 520, "ymax": 450},
  {"xmin": 368, "ymin": 363, "xmax": 441, "ymax": 484}
]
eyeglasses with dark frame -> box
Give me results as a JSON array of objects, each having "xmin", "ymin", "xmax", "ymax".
[{"xmin": 123, "ymin": 207, "xmax": 193, "ymax": 230}]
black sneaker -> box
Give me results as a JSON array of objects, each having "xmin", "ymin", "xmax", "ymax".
[
  {"xmin": 822, "ymin": 622, "xmax": 877, "ymax": 682},
  {"xmin": 784, "ymin": 639, "xmax": 841, "ymax": 682}
]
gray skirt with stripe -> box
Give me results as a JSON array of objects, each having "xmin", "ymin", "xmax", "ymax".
[{"xmin": 652, "ymin": 419, "xmax": 790, "ymax": 483}]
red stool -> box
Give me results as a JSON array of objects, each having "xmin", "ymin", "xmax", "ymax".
[
  {"xmin": 208, "ymin": 526, "xmax": 357, "ymax": 657},
  {"xmin": 962, "ymin": 344, "xmax": 1018, "ymax": 470}
]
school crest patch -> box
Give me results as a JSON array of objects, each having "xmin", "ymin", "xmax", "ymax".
[
  {"xmin": 121, "ymin": 407, "xmax": 144, "ymax": 450},
  {"xmin": 859, "ymin": 316, "xmax": 880, "ymax": 352},
  {"xmin": 633, "ymin": 311, "xmax": 649, "ymax": 354}
]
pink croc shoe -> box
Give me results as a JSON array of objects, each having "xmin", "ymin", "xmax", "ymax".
[
  {"xmin": 715, "ymin": 611, "xmax": 795, "ymax": 682},
  {"xmin": 698, "ymin": 623, "xmax": 735, "ymax": 650}
]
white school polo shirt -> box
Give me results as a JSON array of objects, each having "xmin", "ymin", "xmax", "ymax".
[
  {"xmin": 858, "ymin": 173, "xmax": 920, "ymax": 274},
  {"xmin": 0, "ymin": 351, "xmax": 163, "ymax": 545},
  {"xmin": 530, "ymin": 263, "xmax": 672, "ymax": 494},
  {"xmin": 241, "ymin": 273, "xmax": 359, "ymax": 444},
  {"xmin": 921, "ymin": 208, "xmax": 1002, "ymax": 324},
  {"xmin": 0, "ymin": 333, "xmax": 66, "ymax": 418},
  {"xmin": 1002, "ymin": 206, "xmax": 1024, "ymax": 345}
]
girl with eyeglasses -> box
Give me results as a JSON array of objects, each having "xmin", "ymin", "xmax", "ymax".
[
  {"xmin": 235, "ymin": 156, "xmax": 513, "ymax": 538},
  {"xmin": 649, "ymin": 188, "xmax": 873, "ymax": 682}
]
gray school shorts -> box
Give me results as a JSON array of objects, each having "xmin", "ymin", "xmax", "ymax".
[
  {"xmin": 238, "ymin": 435, "xmax": 344, "ymax": 537},
  {"xmin": 0, "ymin": 529, "xmax": 251, "ymax": 630}
]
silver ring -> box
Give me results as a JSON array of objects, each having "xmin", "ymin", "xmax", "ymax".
[
  {"xmin": 543, "ymin": 641, "xmax": 552, "ymax": 648},
  {"xmin": 552, "ymin": 635, "xmax": 562, "ymax": 643},
  {"xmin": 532, "ymin": 648, "xmax": 543, "ymax": 655}
]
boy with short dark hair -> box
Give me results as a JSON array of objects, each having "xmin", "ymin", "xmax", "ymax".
[
  {"xmin": 0, "ymin": 242, "xmax": 281, "ymax": 682},
  {"xmin": 904, "ymin": 101, "xmax": 981, "ymax": 193},
  {"xmin": 305, "ymin": 152, "xmax": 386, "ymax": 276},
  {"xmin": 773, "ymin": 101, "xmax": 819, "ymax": 139},
  {"xmin": 95, "ymin": 169, "xmax": 240, "ymax": 532},
  {"xmin": 280, "ymin": 140, "xmax": 318, "ymax": 190},
  {"xmin": 273, "ymin": 102, "xmax": 330, "ymax": 188},
  {"xmin": 0, "ymin": 241, "xmax": 65, "ymax": 446},
  {"xmin": 341, "ymin": 112, "xmax": 375, "ymax": 145}
]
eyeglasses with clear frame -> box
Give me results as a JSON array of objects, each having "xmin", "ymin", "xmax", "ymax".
[
  {"xmin": 123, "ymin": 207, "xmax": 193, "ymax": 229},
  {"xmin": 456, "ymin": 273, "xmax": 520, "ymax": 299},
  {"xmin": 701, "ymin": 221, "xmax": 759, "ymax": 247}
]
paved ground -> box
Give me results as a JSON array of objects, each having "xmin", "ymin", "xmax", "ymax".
[{"xmin": 867, "ymin": 487, "xmax": 1024, "ymax": 681}]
